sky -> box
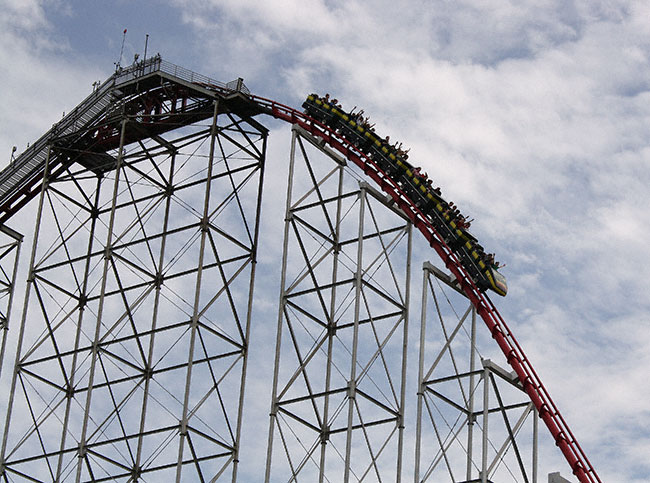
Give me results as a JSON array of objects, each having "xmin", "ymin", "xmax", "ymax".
[{"xmin": 1, "ymin": 0, "xmax": 649, "ymax": 481}]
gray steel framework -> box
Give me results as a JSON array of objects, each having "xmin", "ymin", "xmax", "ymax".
[
  {"xmin": 0, "ymin": 101, "xmax": 266, "ymax": 482},
  {"xmin": 265, "ymin": 126, "xmax": 412, "ymax": 482},
  {"xmin": 0, "ymin": 225, "xmax": 22, "ymax": 380},
  {"xmin": 414, "ymin": 262, "xmax": 539, "ymax": 483},
  {"xmin": 0, "ymin": 57, "xmax": 583, "ymax": 483}
]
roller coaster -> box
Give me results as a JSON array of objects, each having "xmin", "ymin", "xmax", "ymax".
[
  {"xmin": 0, "ymin": 56, "xmax": 600, "ymax": 482},
  {"xmin": 301, "ymin": 94, "xmax": 508, "ymax": 297}
]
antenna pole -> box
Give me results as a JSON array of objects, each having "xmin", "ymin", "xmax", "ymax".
[
  {"xmin": 144, "ymin": 34, "xmax": 149, "ymax": 62},
  {"xmin": 117, "ymin": 28, "xmax": 127, "ymax": 69}
]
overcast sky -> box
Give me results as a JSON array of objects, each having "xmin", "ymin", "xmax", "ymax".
[{"xmin": 0, "ymin": 1, "xmax": 649, "ymax": 482}]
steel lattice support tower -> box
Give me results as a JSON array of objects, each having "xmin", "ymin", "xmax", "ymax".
[
  {"xmin": 265, "ymin": 126, "xmax": 412, "ymax": 482},
  {"xmin": 414, "ymin": 263, "xmax": 539, "ymax": 483},
  {"xmin": 0, "ymin": 98, "xmax": 267, "ymax": 481},
  {"xmin": 0, "ymin": 58, "xmax": 602, "ymax": 483}
]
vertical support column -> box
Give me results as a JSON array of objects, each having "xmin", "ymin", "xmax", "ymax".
[
  {"xmin": 264, "ymin": 127, "xmax": 298, "ymax": 483},
  {"xmin": 396, "ymin": 218, "xmax": 411, "ymax": 483},
  {"xmin": 175, "ymin": 101, "xmax": 220, "ymax": 482},
  {"xmin": 343, "ymin": 185, "xmax": 367, "ymax": 483},
  {"xmin": 56, "ymin": 177, "xmax": 103, "ymax": 482},
  {"xmin": 318, "ymin": 159, "xmax": 345, "ymax": 483},
  {"xmin": 466, "ymin": 307, "xmax": 477, "ymax": 481},
  {"xmin": 265, "ymin": 126, "xmax": 411, "ymax": 482},
  {"xmin": 533, "ymin": 407, "xmax": 539, "ymax": 483},
  {"xmin": 481, "ymin": 366, "xmax": 489, "ymax": 483},
  {"xmin": 414, "ymin": 266, "xmax": 429, "ymax": 483},
  {"xmin": 133, "ymin": 150, "xmax": 176, "ymax": 478},
  {"xmin": 231, "ymin": 131, "xmax": 267, "ymax": 483},
  {"xmin": 76, "ymin": 116, "xmax": 129, "ymax": 483}
]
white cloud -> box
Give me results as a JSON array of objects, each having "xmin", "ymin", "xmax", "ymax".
[
  {"xmin": 2, "ymin": 0, "xmax": 49, "ymax": 32},
  {"xmin": 1, "ymin": 0, "xmax": 649, "ymax": 480},
  {"xmin": 0, "ymin": 2, "xmax": 105, "ymax": 165}
]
